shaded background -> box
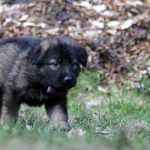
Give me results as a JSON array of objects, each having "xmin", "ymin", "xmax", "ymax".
[{"xmin": 0, "ymin": 0, "xmax": 150, "ymax": 85}]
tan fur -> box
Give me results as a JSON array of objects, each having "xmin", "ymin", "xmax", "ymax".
[{"xmin": 40, "ymin": 40, "xmax": 50, "ymax": 52}]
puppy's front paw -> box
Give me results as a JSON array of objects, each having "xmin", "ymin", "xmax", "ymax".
[
  {"xmin": 59, "ymin": 121, "xmax": 71, "ymax": 131},
  {"xmin": 52, "ymin": 120, "xmax": 71, "ymax": 131}
]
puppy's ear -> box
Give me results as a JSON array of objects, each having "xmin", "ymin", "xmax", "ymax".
[
  {"xmin": 77, "ymin": 46, "xmax": 88, "ymax": 67},
  {"xmin": 59, "ymin": 36, "xmax": 87, "ymax": 66},
  {"xmin": 29, "ymin": 39, "xmax": 50, "ymax": 65}
]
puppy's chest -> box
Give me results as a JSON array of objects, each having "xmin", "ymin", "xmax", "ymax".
[{"xmin": 19, "ymin": 88, "xmax": 50, "ymax": 106}]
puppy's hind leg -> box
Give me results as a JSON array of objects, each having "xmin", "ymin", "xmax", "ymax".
[
  {"xmin": 1, "ymin": 89, "xmax": 20, "ymax": 124},
  {"xmin": 0, "ymin": 87, "xmax": 3, "ymax": 117}
]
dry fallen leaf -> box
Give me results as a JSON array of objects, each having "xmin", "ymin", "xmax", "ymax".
[
  {"xmin": 97, "ymin": 86, "xmax": 109, "ymax": 93},
  {"xmin": 120, "ymin": 19, "xmax": 133, "ymax": 30},
  {"xmin": 67, "ymin": 127, "xmax": 86, "ymax": 137},
  {"xmin": 85, "ymin": 99, "xmax": 102, "ymax": 110},
  {"xmin": 95, "ymin": 127, "xmax": 113, "ymax": 136},
  {"xmin": 93, "ymin": 4, "xmax": 106, "ymax": 13},
  {"xmin": 107, "ymin": 21, "xmax": 120, "ymax": 29},
  {"xmin": 91, "ymin": 20, "xmax": 104, "ymax": 29}
]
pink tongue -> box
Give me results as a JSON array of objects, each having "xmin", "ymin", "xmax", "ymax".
[{"xmin": 47, "ymin": 86, "xmax": 55, "ymax": 94}]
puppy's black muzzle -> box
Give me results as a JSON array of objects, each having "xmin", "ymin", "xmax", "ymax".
[{"xmin": 63, "ymin": 76, "xmax": 75, "ymax": 88}]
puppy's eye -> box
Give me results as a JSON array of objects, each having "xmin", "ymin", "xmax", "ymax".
[
  {"xmin": 51, "ymin": 62, "xmax": 60, "ymax": 67},
  {"xmin": 72, "ymin": 62, "xmax": 79, "ymax": 68},
  {"xmin": 48, "ymin": 61, "xmax": 61, "ymax": 70}
]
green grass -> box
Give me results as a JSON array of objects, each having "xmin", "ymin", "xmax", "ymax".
[{"xmin": 1, "ymin": 69, "xmax": 150, "ymax": 150}]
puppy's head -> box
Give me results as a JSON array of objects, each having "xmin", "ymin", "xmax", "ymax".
[{"xmin": 29, "ymin": 36, "xmax": 87, "ymax": 91}]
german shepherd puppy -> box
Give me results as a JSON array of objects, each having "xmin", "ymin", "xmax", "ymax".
[{"xmin": 0, "ymin": 36, "xmax": 87, "ymax": 130}]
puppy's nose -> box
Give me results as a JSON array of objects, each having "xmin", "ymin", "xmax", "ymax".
[{"xmin": 63, "ymin": 76, "xmax": 73, "ymax": 84}]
